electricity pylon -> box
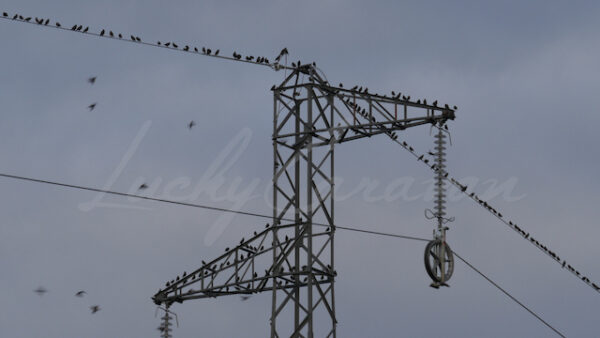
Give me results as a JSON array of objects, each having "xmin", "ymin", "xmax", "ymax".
[{"xmin": 152, "ymin": 64, "xmax": 456, "ymax": 337}]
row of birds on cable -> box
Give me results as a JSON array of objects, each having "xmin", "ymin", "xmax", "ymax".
[
  {"xmin": 386, "ymin": 116, "xmax": 600, "ymax": 292},
  {"xmin": 336, "ymin": 83, "xmax": 458, "ymax": 110},
  {"xmin": 33, "ymin": 287, "xmax": 101, "ymax": 313},
  {"xmin": 2, "ymin": 11, "xmax": 290, "ymax": 69},
  {"xmin": 159, "ymin": 224, "xmax": 336, "ymax": 299}
]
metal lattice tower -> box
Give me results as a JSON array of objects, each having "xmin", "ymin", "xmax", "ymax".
[{"xmin": 152, "ymin": 64, "xmax": 455, "ymax": 337}]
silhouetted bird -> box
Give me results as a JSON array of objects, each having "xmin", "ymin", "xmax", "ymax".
[
  {"xmin": 138, "ymin": 183, "xmax": 148, "ymax": 190},
  {"xmin": 118, "ymin": 33, "xmax": 122, "ymax": 38},
  {"xmin": 2, "ymin": 12, "xmax": 7, "ymax": 17},
  {"xmin": 183, "ymin": 45, "xmax": 189, "ymax": 51},
  {"xmin": 165, "ymin": 42, "xmax": 170, "ymax": 47},
  {"xmin": 240, "ymin": 295, "xmax": 251, "ymax": 301},
  {"xmin": 194, "ymin": 47, "xmax": 198, "ymax": 52},
  {"xmin": 418, "ymin": 155, "xmax": 424, "ymax": 160},
  {"xmin": 130, "ymin": 35, "xmax": 135, "ymax": 41},
  {"xmin": 109, "ymin": 30, "xmax": 113, "ymax": 37},
  {"xmin": 34, "ymin": 286, "xmax": 47, "ymax": 296},
  {"xmin": 24, "ymin": 17, "xmax": 31, "ymax": 22},
  {"xmin": 77, "ymin": 25, "xmax": 83, "ymax": 31},
  {"xmin": 90, "ymin": 305, "xmax": 100, "ymax": 314},
  {"xmin": 75, "ymin": 290, "xmax": 86, "ymax": 297},
  {"xmin": 172, "ymin": 43, "xmax": 178, "ymax": 48},
  {"xmin": 83, "ymin": 26, "xmax": 89, "ymax": 33},
  {"xmin": 71, "ymin": 24, "xmax": 77, "ymax": 30},
  {"xmin": 188, "ymin": 120, "xmax": 195, "ymax": 129},
  {"xmin": 433, "ymin": 100, "xmax": 438, "ymax": 107},
  {"xmin": 215, "ymin": 49, "xmax": 220, "ymax": 56},
  {"xmin": 88, "ymin": 76, "xmax": 96, "ymax": 85},
  {"xmin": 56, "ymin": 22, "xmax": 61, "ymax": 27},
  {"xmin": 44, "ymin": 19, "xmax": 49, "ymax": 25},
  {"xmin": 88, "ymin": 103, "xmax": 97, "ymax": 111},
  {"xmin": 100, "ymin": 29, "xmax": 105, "ymax": 36}
]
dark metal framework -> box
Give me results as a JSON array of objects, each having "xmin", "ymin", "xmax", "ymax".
[{"xmin": 152, "ymin": 64, "xmax": 455, "ymax": 337}]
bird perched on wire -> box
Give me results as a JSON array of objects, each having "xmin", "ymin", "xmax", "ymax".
[
  {"xmin": 90, "ymin": 305, "xmax": 101, "ymax": 314},
  {"xmin": 275, "ymin": 47, "xmax": 289, "ymax": 62},
  {"xmin": 75, "ymin": 290, "xmax": 86, "ymax": 297},
  {"xmin": 88, "ymin": 103, "xmax": 97, "ymax": 111},
  {"xmin": 188, "ymin": 120, "xmax": 196, "ymax": 129}
]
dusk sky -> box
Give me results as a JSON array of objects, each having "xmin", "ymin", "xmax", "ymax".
[{"xmin": 1, "ymin": 1, "xmax": 599, "ymax": 337}]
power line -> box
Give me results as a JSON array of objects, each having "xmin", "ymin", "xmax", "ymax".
[
  {"xmin": 0, "ymin": 171, "xmax": 566, "ymax": 336},
  {"xmin": 453, "ymin": 251, "xmax": 566, "ymax": 337},
  {"xmin": 386, "ymin": 128, "xmax": 600, "ymax": 294},
  {"xmin": 337, "ymin": 89, "xmax": 600, "ymax": 295},
  {"xmin": 0, "ymin": 11, "xmax": 292, "ymax": 71},
  {"xmin": 0, "ymin": 172, "xmax": 425, "ymax": 242}
]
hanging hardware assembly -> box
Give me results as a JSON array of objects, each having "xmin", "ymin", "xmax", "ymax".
[{"xmin": 424, "ymin": 124, "xmax": 455, "ymax": 289}]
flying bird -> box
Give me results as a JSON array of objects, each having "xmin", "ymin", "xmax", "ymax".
[
  {"xmin": 34, "ymin": 286, "xmax": 47, "ymax": 296},
  {"xmin": 138, "ymin": 183, "xmax": 148, "ymax": 190},
  {"xmin": 90, "ymin": 305, "xmax": 101, "ymax": 314},
  {"xmin": 188, "ymin": 120, "xmax": 196, "ymax": 129},
  {"xmin": 88, "ymin": 103, "xmax": 97, "ymax": 111},
  {"xmin": 75, "ymin": 290, "xmax": 86, "ymax": 297},
  {"xmin": 88, "ymin": 76, "xmax": 97, "ymax": 85},
  {"xmin": 240, "ymin": 295, "xmax": 251, "ymax": 301}
]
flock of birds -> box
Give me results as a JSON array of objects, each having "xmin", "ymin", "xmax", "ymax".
[
  {"xmin": 84, "ymin": 74, "xmax": 197, "ymax": 137},
  {"xmin": 33, "ymin": 287, "xmax": 100, "ymax": 314},
  {"xmin": 157, "ymin": 222, "xmax": 337, "ymax": 303},
  {"xmin": 2, "ymin": 11, "xmax": 291, "ymax": 71}
]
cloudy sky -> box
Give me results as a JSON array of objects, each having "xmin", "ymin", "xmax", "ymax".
[{"xmin": 1, "ymin": 1, "xmax": 599, "ymax": 337}]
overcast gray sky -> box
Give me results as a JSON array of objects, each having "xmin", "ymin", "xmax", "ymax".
[{"xmin": 1, "ymin": 1, "xmax": 599, "ymax": 337}]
